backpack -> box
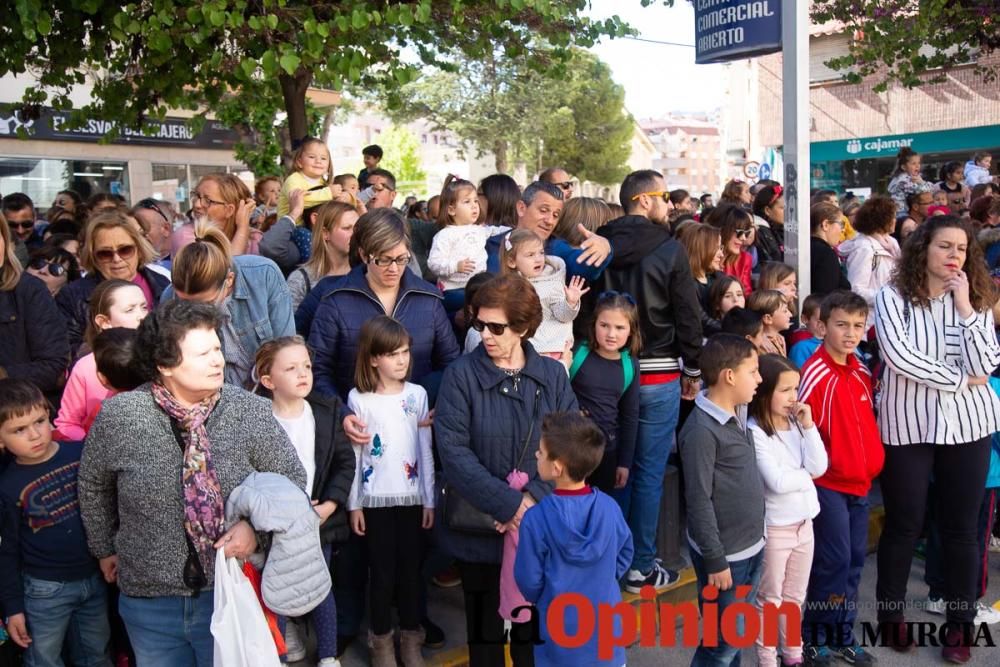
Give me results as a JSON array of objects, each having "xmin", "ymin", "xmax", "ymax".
[{"xmin": 568, "ymin": 343, "xmax": 635, "ymax": 393}]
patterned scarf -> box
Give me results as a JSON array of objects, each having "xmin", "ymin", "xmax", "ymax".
[{"xmin": 151, "ymin": 382, "xmax": 224, "ymax": 575}]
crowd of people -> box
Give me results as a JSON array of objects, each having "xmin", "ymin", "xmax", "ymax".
[{"xmin": 0, "ymin": 140, "xmax": 999, "ymax": 667}]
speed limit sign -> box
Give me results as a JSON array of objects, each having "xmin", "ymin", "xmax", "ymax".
[{"xmin": 743, "ymin": 161, "xmax": 761, "ymax": 180}]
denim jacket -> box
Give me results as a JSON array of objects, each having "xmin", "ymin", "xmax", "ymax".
[{"xmin": 163, "ymin": 255, "xmax": 295, "ymax": 363}]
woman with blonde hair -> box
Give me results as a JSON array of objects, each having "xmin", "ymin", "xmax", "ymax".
[
  {"xmin": 0, "ymin": 213, "xmax": 69, "ymax": 391},
  {"xmin": 552, "ymin": 197, "xmax": 613, "ymax": 247},
  {"xmin": 165, "ymin": 219, "xmax": 294, "ymax": 388},
  {"xmin": 286, "ymin": 201, "xmax": 358, "ymax": 310},
  {"xmin": 56, "ymin": 209, "xmax": 169, "ymax": 355},
  {"xmin": 171, "ymin": 173, "xmax": 259, "ymax": 257}
]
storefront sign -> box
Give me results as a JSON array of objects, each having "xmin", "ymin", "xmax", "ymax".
[
  {"xmin": 0, "ymin": 107, "xmax": 239, "ymax": 149},
  {"xmin": 811, "ymin": 124, "xmax": 1000, "ymax": 162},
  {"xmin": 695, "ymin": 0, "xmax": 782, "ymax": 65}
]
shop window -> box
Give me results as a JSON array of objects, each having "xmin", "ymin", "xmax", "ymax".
[{"xmin": 0, "ymin": 157, "xmax": 129, "ymax": 209}]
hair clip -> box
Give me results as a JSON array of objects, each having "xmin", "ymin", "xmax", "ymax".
[{"xmin": 504, "ymin": 233, "xmax": 513, "ymax": 252}]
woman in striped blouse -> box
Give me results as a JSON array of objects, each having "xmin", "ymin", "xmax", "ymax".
[{"xmin": 873, "ymin": 215, "xmax": 1000, "ymax": 660}]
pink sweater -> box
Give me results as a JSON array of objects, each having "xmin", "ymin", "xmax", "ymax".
[{"xmin": 55, "ymin": 354, "xmax": 113, "ymax": 441}]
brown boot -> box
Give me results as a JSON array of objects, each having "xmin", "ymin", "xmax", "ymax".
[
  {"xmin": 399, "ymin": 627, "xmax": 426, "ymax": 667},
  {"xmin": 368, "ymin": 630, "xmax": 397, "ymax": 667}
]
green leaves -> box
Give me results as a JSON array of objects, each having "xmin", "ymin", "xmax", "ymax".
[{"xmin": 279, "ymin": 52, "xmax": 301, "ymax": 75}]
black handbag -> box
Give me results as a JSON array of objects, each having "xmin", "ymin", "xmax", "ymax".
[{"xmin": 443, "ymin": 388, "xmax": 541, "ymax": 535}]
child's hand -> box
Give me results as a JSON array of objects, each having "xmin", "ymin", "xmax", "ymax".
[
  {"xmin": 791, "ymin": 402, "xmax": 814, "ymax": 429},
  {"xmin": 312, "ymin": 499, "xmax": 337, "ymax": 524},
  {"xmin": 99, "ymin": 555, "xmax": 118, "ymax": 583},
  {"xmin": 708, "ymin": 567, "xmax": 733, "ymax": 591},
  {"xmin": 350, "ymin": 510, "xmax": 366, "ymax": 536},
  {"xmin": 614, "ymin": 467, "xmax": 630, "ymax": 489},
  {"xmin": 422, "ymin": 507, "xmax": 435, "ymax": 530},
  {"xmin": 6, "ymin": 613, "xmax": 30, "ymax": 648},
  {"xmin": 564, "ymin": 276, "xmax": 589, "ymax": 308},
  {"xmin": 457, "ymin": 258, "xmax": 476, "ymax": 274},
  {"xmin": 343, "ymin": 415, "xmax": 371, "ymax": 445},
  {"xmin": 329, "ymin": 183, "xmax": 343, "ymax": 199},
  {"xmin": 418, "ymin": 409, "xmax": 435, "ymax": 429}
]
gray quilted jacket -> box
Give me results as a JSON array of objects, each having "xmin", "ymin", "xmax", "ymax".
[{"xmin": 226, "ymin": 472, "xmax": 330, "ymax": 617}]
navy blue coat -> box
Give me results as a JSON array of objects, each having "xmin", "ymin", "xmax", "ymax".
[
  {"xmin": 307, "ymin": 265, "xmax": 460, "ymax": 401},
  {"xmin": 0, "ymin": 273, "xmax": 70, "ymax": 392},
  {"xmin": 56, "ymin": 267, "xmax": 171, "ymax": 356},
  {"xmin": 434, "ymin": 344, "xmax": 579, "ymax": 564}
]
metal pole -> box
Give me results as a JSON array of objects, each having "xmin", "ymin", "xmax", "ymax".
[{"xmin": 781, "ymin": 0, "xmax": 810, "ymax": 304}]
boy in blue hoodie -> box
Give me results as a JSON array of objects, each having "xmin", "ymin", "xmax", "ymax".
[{"xmin": 514, "ymin": 412, "xmax": 634, "ymax": 667}]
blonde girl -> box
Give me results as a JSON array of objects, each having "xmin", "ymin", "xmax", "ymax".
[
  {"xmin": 277, "ymin": 138, "xmax": 340, "ymax": 221},
  {"xmin": 286, "ymin": 201, "xmax": 358, "ymax": 310},
  {"xmin": 501, "ymin": 229, "xmax": 588, "ymax": 359},
  {"xmin": 55, "ymin": 279, "xmax": 149, "ymax": 440},
  {"xmin": 747, "ymin": 289, "xmax": 793, "ymax": 356},
  {"xmin": 748, "ymin": 354, "xmax": 828, "ymax": 667},
  {"xmin": 254, "ymin": 336, "xmax": 355, "ymax": 667},
  {"xmin": 347, "ymin": 316, "xmax": 433, "ymax": 667},
  {"xmin": 427, "ymin": 176, "xmax": 509, "ymax": 292},
  {"xmin": 568, "ymin": 291, "xmax": 642, "ymax": 494}
]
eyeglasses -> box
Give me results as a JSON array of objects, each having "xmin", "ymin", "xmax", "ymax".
[
  {"xmin": 597, "ymin": 290, "xmax": 636, "ymax": 306},
  {"xmin": 471, "ymin": 319, "xmax": 511, "ymax": 336},
  {"xmin": 8, "ymin": 220, "xmax": 35, "ymax": 231},
  {"xmin": 136, "ymin": 198, "xmax": 170, "ymax": 224},
  {"xmin": 369, "ymin": 254, "xmax": 411, "ymax": 267},
  {"xmin": 630, "ymin": 191, "xmax": 669, "ymax": 203},
  {"xmin": 94, "ymin": 244, "xmax": 137, "ymax": 262},
  {"xmin": 735, "ymin": 229, "xmax": 753, "ymax": 239},
  {"xmin": 555, "ymin": 181, "xmax": 574, "ymax": 192},
  {"xmin": 28, "ymin": 259, "xmax": 67, "ymax": 277},
  {"xmin": 191, "ymin": 192, "xmax": 226, "ymax": 207}
]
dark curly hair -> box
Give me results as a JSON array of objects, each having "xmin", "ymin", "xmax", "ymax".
[
  {"xmin": 133, "ymin": 300, "xmax": 223, "ymax": 382},
  {"xmin": 891, "ymin": 214, "xmax": 997, "ymax": 312}
]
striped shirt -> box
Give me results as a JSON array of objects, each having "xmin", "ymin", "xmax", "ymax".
[{"xmin": 873, "ymin": 285, "xmax": 1000, "ymax": 445}]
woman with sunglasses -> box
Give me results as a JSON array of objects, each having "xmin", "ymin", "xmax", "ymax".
[
  {"xmin": 0, "ymin": 213, "xmax": 70, "ymax": 395},
  {"xmin": 705, "ymin": 203, "xmax": 755, "ymax": 295},
  {"xmin": 25, "ymin": 245, "xmax": 81, "ymax": 296},
  {"xmin": 78, "ymin": 299, "xmax": 306, "ymax": 666},
  {"xmin": 435, "ymin": 273, "xmax": 578, "ymax": 667},
  {"xmin": 171, "ymin": 173, "xmax": 259, "ymax": 257},
  {"xmin": 752, "ymin": 184, "xmax": 786, "ymax": 264},
  {"xmin": 56, "ymin": 209, "xmax": 170, "ymax": 356}
]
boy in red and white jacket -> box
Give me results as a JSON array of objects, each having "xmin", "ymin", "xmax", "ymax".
[{"xmin": 798, "ymin": 291, "xmax": 885, "ymax": 665}]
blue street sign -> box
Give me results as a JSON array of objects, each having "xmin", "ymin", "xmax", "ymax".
[
  {"xmin": 759, "ymin": 162, "xmax": 772, "ymax": 181},
  {"xmin": 695, "ymin": 1, "xmax": 782, "ymax": 65}
]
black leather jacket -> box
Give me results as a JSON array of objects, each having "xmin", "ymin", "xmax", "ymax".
[{"xmin": 595, "ymin": 215, "xmax": 703, "ymax": 377}]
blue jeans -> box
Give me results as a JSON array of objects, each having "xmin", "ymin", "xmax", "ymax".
[
  {"xmin": 613, "ymin": 379, "xmax": 681, "ymax": 572},
  {"xmin": 118, "ymin": 592, "xmax": 214, "ymax": 667},
  {"xmin": 689, "ymin": 547, "xmax": 765, "ymax": 667},
  {"xmin": 22, "ymin": 572, "xmax": 111, "ymax": 667}
]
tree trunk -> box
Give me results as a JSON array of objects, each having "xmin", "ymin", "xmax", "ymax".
[
  {"xmin": 279, "ymin": 69, "xmax": 313, "ymax": 169},
  {"xmin": 494, "ymin": 140, "xmax": 508, "ymax": 174},
  {"xmin": 320, "ymin": 107, "xmax": 336, "ymax": 145}
]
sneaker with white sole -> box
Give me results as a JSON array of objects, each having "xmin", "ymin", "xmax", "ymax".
[
  {"xmin": 624, "ymin": 562, "xmax": 679, "ymax": 594},
  {"xmin": 318, "ymin": 659, "xmax": 342, "ymax": 667},
  {"xmin": 974, "ymin": 601, "xmax": 1000, "ymax": 625},
  {"xmin": 284, "ymin": 620, "xmax": 306, "ymax": 662},
  {"xmin": 990, "ymin": 535, "xmax": 1000, "ymax": 553},
  {"xmin": 925, "ymin": 596, "xmax": 946, "ymax": 615}
]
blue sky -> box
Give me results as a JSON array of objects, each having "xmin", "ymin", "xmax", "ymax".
[{"xmin": 586, "ymin": 0, "xmax": 726, "ymax": 118}]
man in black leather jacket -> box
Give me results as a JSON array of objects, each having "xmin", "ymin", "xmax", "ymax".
[{"xmin": 596, "ymin": 169, "xmax": 704, "ymax": 595}]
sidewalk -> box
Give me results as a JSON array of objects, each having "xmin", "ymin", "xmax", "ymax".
[{"xmin": 317, "ymin": 549, "xmax": 1000, "ymax": 666}]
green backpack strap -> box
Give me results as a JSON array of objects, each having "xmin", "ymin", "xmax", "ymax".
[
  {"xmin": 621, "ymin": 349, "xmax": 635, "ymax": 392},
  {"xmin": 568, "ymin": 343, "xmax": 590, "ymax": 381}
]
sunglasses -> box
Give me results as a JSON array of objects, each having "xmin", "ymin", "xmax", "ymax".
[
  {"xmin": 630, "ymin": 191, "xmax": 669, "ymax": 203},
  {"xmin": 8, "ymin": 220, "xmax": 34, "ymax": 231},
  {"xmin": 556, "ymin": 181, "xmax": 574, "ymax": 191},
  {"xmin": 735, "ymin": 229, "xmax": 753, "ymax": 239},
  {"xmin": 94, "ymin": 244, "xmax": 137, "ymax": 262},
  {"xmin": 136, "ymin": 198, "xmax": 170, "ymax": 224},
  {"xmin": 597, "ymin": 290, "xmax": 636, "ymax": 306},
  {"xmin": 28, "ymin": 259, "xmax": 67, "ymax": 277},
  {"xmin": 471, "ymin": 319, "xmax": 511, "ymax": 336}
]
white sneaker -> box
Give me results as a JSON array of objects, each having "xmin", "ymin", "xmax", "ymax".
[
  {"xmin": 990, "ymin": 535, "xmax": 1000, "ymax": 553},
  {"xmin": 318, "ymin": 659, "xmax": 342, "ymax": 667},
  {"xmin": 284, "ymin": 620, "xmax": 307, "ymax": 662},
  {"xmin": 974, "ymin": 601, "xmax": 1000, "ymax": 625},
  {"xmin": 925, "ymin": 596, "xmax": 946, "ymax": 615}
]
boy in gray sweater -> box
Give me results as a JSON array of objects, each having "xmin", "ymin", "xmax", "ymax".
[{"xmin": 678, "ymin": 334, "xmax": 766, "ymax": 666}]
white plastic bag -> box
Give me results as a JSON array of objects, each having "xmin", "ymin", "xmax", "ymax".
[{"xmin": 210, "ymin": 549, "xmax": 282, "ymax": 667}]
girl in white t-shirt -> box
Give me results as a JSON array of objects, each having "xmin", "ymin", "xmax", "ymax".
[
  {"xmin": 347, "ymin": 316, "xmax": 434, "ymax": 666},
  {"xmin": 255, "ymin": 335, "xmax": 355, "ymax": 667}
]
